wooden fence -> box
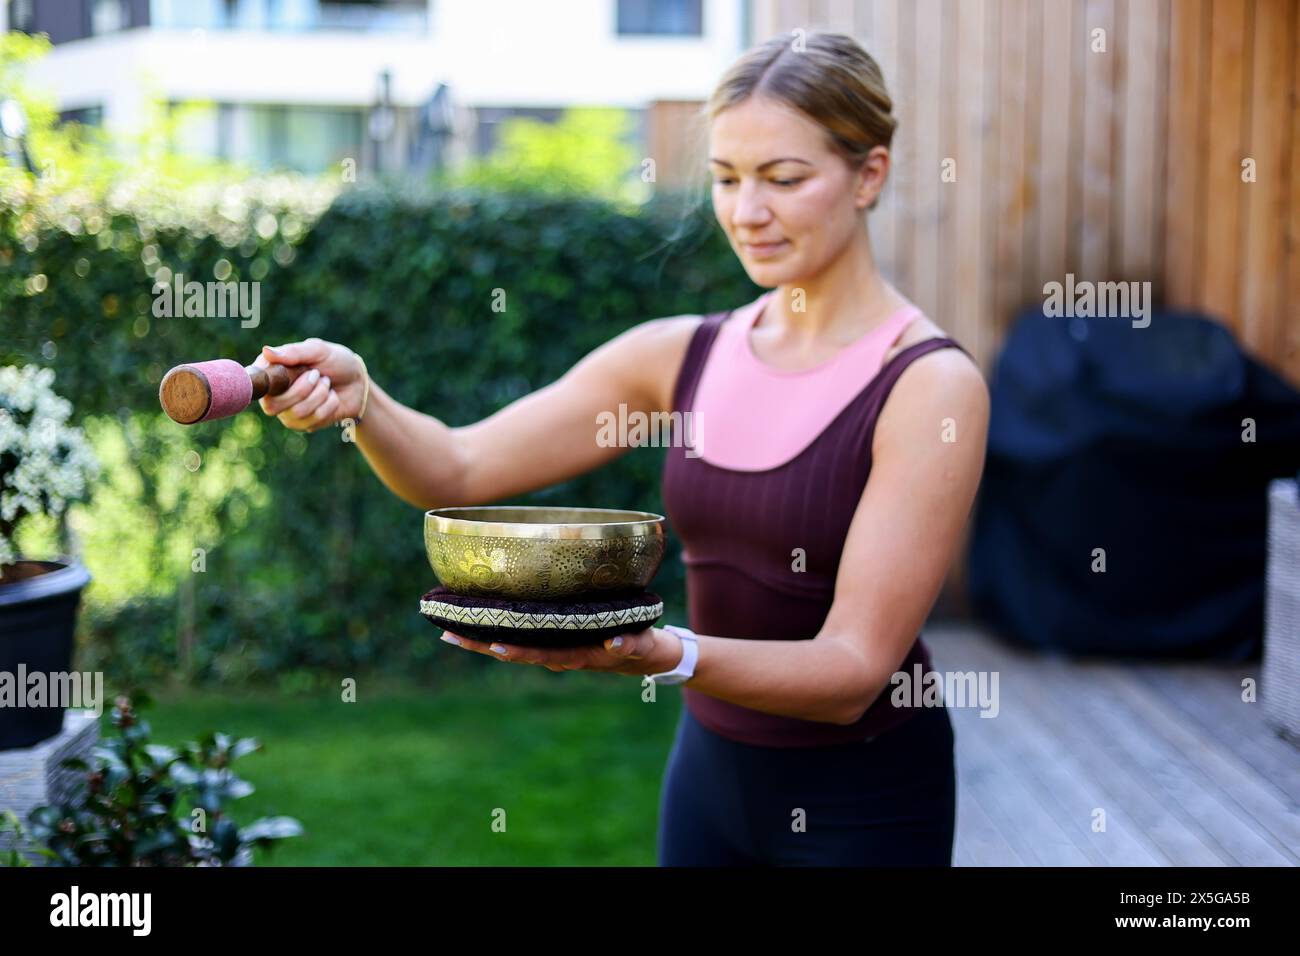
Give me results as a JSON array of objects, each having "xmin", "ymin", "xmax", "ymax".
[{"xmin": 708, "ymin": 0, "xmax": 1300, "ymax": 382}]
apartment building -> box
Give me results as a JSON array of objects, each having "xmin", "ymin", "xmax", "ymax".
[{"xmin": 4, "ymin": 0, "xmax": 753, "ymax": 186}]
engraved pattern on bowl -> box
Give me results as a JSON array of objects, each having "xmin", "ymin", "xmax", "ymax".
[{"xmin": 424, "ymin": 507, "xmax": 666, "ymax": 600}]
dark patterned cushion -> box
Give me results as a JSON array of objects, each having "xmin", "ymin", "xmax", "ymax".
[{"xmin": 418, "ymin": 586, "xmax": 663, "ymax": 647}]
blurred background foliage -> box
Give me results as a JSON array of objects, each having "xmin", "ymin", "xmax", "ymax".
[
  {"xmin": 0, "ymin": 33, "xmax": 248, "ymax": 195},
  {"xmin": 442, "ymin": 106, "xmax": 650, "ymax": 206},
  {"xmin": 1, "ymin": 34, "xmax": 755, "ymax": 689}
]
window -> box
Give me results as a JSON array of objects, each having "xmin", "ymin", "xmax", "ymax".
[
  {"xmin": 225, "ymin": 104, "xmax": 364, "ymax": 173},
  {"xmin": 316, "ymin": 1, "xmax": 428, "ymax": 32},
  {"xmin": 91, "ymin": 0, "xmax": 129, "ymax": 35},
  {"xmin": 616, "ymin": 0, "xmax": 702, "ymax": 36},
  {"xmin": 151, "ymin": 0, "xmax": 428, "ymax": 32},
  {"xmin": 59, "ymin": 106, "xmax": 105, "ymax": 127}
]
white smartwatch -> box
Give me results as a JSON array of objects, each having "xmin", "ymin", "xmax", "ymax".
[{"xmin": 646, "ymin": 625, "xmax": 699, "ymax": 685}]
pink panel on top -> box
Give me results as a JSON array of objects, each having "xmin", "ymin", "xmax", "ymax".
[{"xmin": 689, "ymin": 291, "xmax": 923, "ymax": 471}]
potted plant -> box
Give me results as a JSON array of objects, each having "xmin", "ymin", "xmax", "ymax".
[
  {"xmin": 0, "ymin": 363, "xmax": 100, "ymax": 750},
  {"xmin": 0, "ymin": 692, "xmax": 303, "ymax": 866}
]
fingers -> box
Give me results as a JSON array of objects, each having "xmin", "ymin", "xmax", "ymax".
[
  {"xmin": 443, "ymin": 632, "xmax": 530, "ymax": 662},
  {"xmin": 288, "ymin": 374, "xmax": 331, "ymax": 421},
  {"xmin": 261, "ymin": 367, "xmax": 321, "ymax": 417},
  {"xmin": 261, "ymin": 338, "xmax": 330, "ymax": 367},
  {"xmin": 305, "ymin": 390, "xmax": 341, "ymax": 429},
  {"xmin": 440, "ymin": 629, "xmax": 652, "ymax": 674},
  {"xmin": 441, "ymin": 632, "xmax": 574, "ymax": 668},
  {"xmin": 604, "ymin": 627, "xmax": 655, "ymax": 659},
  {"xmin": 277, "ymin": 386, "xmax": 340, "ymax": 434},
  {"xmin": 277, "ymin": 375, "xmax": 334, "ymax": 432}
]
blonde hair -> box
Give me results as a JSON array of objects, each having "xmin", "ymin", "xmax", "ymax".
[{"xmin": 704, "ymin": 31, "xmax": 897, "ymax": 209}]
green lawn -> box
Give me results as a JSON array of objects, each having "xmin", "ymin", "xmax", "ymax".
[{"xmin": 103, "ymin": 666, "xmax": 683, "ymax": 866}]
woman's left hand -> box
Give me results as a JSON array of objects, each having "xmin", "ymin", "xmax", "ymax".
[{"xmin": 439, "ymin": 626, "xmax": 680, "ymax": 677}]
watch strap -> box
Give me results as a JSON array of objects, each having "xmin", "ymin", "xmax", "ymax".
[{"xmin": 648, "ymin": 625, "xmax": 699, "ymax": 685}]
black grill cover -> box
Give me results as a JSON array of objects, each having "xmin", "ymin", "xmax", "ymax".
[{"xmin": 968, "ymin": 308, "xmax": 1300, "ymax": 660}]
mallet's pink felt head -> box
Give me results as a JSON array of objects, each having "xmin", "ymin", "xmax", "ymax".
[{"xmin": 192, "ymin": 359, "xmax": 253, "ymax": 421}]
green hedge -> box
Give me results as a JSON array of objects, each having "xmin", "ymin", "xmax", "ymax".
[{"xmin": 0, "ymin": 180, "xmax": 758, "ymax": 684}]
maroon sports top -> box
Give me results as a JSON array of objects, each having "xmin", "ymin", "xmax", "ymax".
[{"xmin": 660, "ymin": 307, "xmax": 968, "ymax": 747}]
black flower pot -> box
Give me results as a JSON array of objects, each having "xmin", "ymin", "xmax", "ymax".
[{"xmin": 0, "ymin": 559, "xmax": 92, "ymax": 751}]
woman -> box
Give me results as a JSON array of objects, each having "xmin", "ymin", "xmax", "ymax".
[{"xmin": 254, "ymin": 31, "xmax": 988, "ymax": 866}]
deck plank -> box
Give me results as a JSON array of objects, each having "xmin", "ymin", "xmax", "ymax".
[
  {"xmin": 1061, "ymin": 659, "xmax": 1280, "ymax": 865},
  {"xmin": 953, "ymin": 776, "xmax": 1029, "ymax": 866},
  {"xmin": 922, "ymin": 623, "xmax": 1297, "ymax": 866},
  {"xmin": 1102, "ymin": 667, "xmax": 1300, "ymax": 862},
  {"xmin": 948, "ymin": 629, "xmax": 1223, "ymax": 866},
  {"xmin": 953, "ymin": 710, "xmax": 1089, "ymax": 864},
  {"xmin": 1133, "ymin": 663, "xmax": 1300, "ymax": 806},
  {"xmin": 935, "ymin": 629, "xmax": 1166, "ymax": 865},
  {"xmin": 951, "ymin": 712, "xmax": 1037, "ymax": 864}
]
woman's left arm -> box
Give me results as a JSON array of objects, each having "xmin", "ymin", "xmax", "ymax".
[{"xmin": 442, "ymin": 348, "xmax": 989, "ymax": 726}]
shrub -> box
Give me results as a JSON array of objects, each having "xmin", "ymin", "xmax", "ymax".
[
  {"xmin": 0, "ymin": 692, "xmax": 301, "ymax": 867},
  {"xmin": 0, "ymin": 173, "xmax": 753, "ymax": 683}
]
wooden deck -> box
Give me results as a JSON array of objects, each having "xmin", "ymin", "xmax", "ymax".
[{"xmin": 923, "ymin": 623, "xmax": 1300, "ymax": 866}]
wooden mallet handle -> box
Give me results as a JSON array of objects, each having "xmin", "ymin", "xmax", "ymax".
[{"xmin": 159, "ymin": 359, "xmax": 306, "ymax": 425}]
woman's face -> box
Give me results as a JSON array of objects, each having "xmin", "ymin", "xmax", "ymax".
[{"xmin": 709, "ymin": 95, "xmax": 883, "ymax": 288}]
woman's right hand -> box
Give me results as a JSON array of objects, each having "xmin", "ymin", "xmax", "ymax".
[{"xmin": 252, "ymin": 337, "xmax": 366, "ymax": 433}]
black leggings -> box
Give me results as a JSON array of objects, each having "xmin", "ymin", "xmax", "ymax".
[{"xmin": 657, "ymin": 700, "xmax": 956, "ymax": 866}]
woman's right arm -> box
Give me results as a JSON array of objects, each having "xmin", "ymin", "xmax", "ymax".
[{"xmin": 254, "ymin": 315, "xmax": 700, "ymax": 510}]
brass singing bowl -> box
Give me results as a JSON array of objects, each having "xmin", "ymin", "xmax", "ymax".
[{"xmin": 424, "ymin": 506, "xmax": 666, "ymax": 600}]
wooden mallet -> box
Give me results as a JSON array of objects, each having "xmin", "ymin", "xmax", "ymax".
[{"xmin": 159, "ymin": 359, "xmax": 307, "ymax": 425}]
